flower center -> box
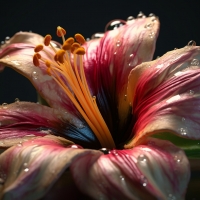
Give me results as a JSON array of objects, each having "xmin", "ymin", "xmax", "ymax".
[{"xmin": 32, "ymin": 26, "xmax": 116, "ymax": 149}]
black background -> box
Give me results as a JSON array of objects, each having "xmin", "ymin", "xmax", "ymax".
[{"xmin": 0, "ymin": 0, "xmax": 200, "ymax": 104}]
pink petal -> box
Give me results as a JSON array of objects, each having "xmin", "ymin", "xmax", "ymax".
[
  {"xmin": 83, "ymin": 16, "xmax": 159, "ymax": 134},
  {"xmin": 0, "ymin": 32, "xmax": 78, "ymax": 115},
  {"xmin": 71, "ymin": 138, "xmax": 190, "ymax": 200},
  {"xmin": 126, "ymin": 46, "xmax": 200, "ymax": 147},
  {"xmin": 0, "ymin": 101, "xmax": 84, "ymax": 148},
  {"xmin": 0, "ymin": 136, "xmax": 102, "ymax": 199}
]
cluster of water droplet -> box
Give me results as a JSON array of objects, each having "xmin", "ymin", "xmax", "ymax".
[{"xmin": 0, "ymin": 36, "xmax": 10, "ymax": 49}]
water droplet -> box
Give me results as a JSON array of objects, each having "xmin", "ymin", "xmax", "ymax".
[
  {"xmin": 181, "ymin": 117, "xmax": 186, "ymax": 122},
  {"xmin": 5, "ymin": 36, "xmax": 10, "ymax": 42},
  {"xmin": 127, "ymin": 16, "xmax": 134, "ymax": 21},
  {"xmin": 187, "ymin": 40, "xmax": 196, "ymax": 46},
  {"xmin": 24, "ymin": 168, "xmax": 29, "ymax": 172},
  {"xmin": 114, "ymin": 51, "xmax": 117, "ymax": 55},
  {"xmin": 86, "ymin": 38, "xmax": 90, "ymax": 41},
  {"xmin": 0, "ymin": 178, "xmax": 4, "ymax": 184},
  {"xmin": 99, "ymin": 148, "xmax": 110, "ymax": 154},
  {"xmin": 112, "ymin": 150, "xmax": 118, "ymax": 156},
  {"xmin": 140, "ymin": 175, "xmax": 148, "ymax": 187},
  {"xmin": 119, "ymin": 175, "xmax": 125, "ymax": 181},
  {"xmin": 197, "ymin": 142, "xmax": 200, "ymax": 145},
  {"xmin": 137, "ymin": 154, "xmax": 147, "ymax": 162},
  {"xmin": 32, "ymin": 71, "xmax": 38, "ymax": 80},
  {"xmin": 2, "ymin": 103, "xmax": 7, "ymax": 109},
  {"xmin": 15, "ymin": 98, "xmax": 20, "ymax": 102},
  {"xmin": 5, "ymin": 55, "xmax": 9, "ymax": 60},
  {"xmin": 124, "ymin": 94, "xmax": 127, "ymax": 101},
  {"xmin": 116, "ymin": 40, "xmax": 121, "ymax": 47},
  {"xmin": 168, "ymin": 193, "xmax": 176, "ymax": 200},
  {"xmin": 67, "ymin": 144, "xmax": 83, "ymax": 149},
  {"xmin": 137, "ymin": 11, "xmax": 146, "ymax": 18},
  {"xmin": 189, "ymin": 90, "xmax": 194, "ymax": 95},
  {"xmin": 149, "ymin": 31, "xmax": 155, "ymax": 38},
  {"xmin": 1, "ymin": 41, "xmax": 5, "ymax": 45},
  {"xmin": 91, "ymin": 32, "xmax": 104, "ymax": 39},
  {"xmin": 144, "ymin": 23, "xmax": 153, "ymax": 29},
  {"xmin": 191, "ymin": 59, "xmax": 199, "ymax": 66},
  {"xmin": 178, "ymin": 128, "xmax": 187, "ymax": 136},
  {"xmin": 105, "ymin": 20, "xmax": 126, "ymax": 32},
  {"xmin": 149, "ymin": 13, "xmax": 155, "ymax": 17},
  {"xmin": 23, "ymin": 163, "xmax": 28, "ymax": 167}
]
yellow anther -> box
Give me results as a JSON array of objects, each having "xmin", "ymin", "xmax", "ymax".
[
  {"xmin": 74, "ymin": 47, "xmax": 86, "ymax": 55},
  {"xmin": 45, "ymin": 60, "xmax": 51, "ymax": 68},
  {"xmin": 57, "ymin": 26, "xmax": 66, "ymax": 37},
  {"xmin": 33, "ymin": 54, "xmax": 40, "ymax": 66},
  {"xmin": 62, "ymin": 37, "xmax": 75, "ymax": 50},
  {"xmin": 44, "ymin": 34, "xmax": 52, "ymax": 46},
  {"xmin": 56, "ymin": 49, "xmax": 66, "ymax": 63},
  {"xmin": 34, "ymin": 44, "xmax": 43, "ymax": 52},
  {"xmin": 75, "ymin": 33, "xmax": 85, "ymax": 45},
  {"xmin": 71, "ymin": 42, "xmax": 81, "ymax": 53}
]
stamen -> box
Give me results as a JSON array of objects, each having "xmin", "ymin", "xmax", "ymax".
[
  {"xmin": 34, "ymin": 44, "xmax": 43, "ymax": 52},
  {"xmin": 74, "ymin": 47, "xmax": 86, "ymax": 55},
  {"xmin": 75, "ymin": 33, "xmax": 85, "ymax": 45},
  {"xmin": 44, "ymin": 34, "xmax": 52, "ymax": 46},
  {"xmin": 32, "ymin": 27, "xmax": 116, "ymax": 149}
]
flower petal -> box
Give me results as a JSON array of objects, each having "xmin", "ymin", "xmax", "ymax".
[
  {"xmin": 83, "ymin": 16, "xmax": 159, "ymax": 141},
  {"xmin": 0, "ymin": 32, "xmax": 77, "ymax": 116},
  {"xmin": 0, "ymin": 136, "xmax": 102, "ymax": 199},
  {"xmin": 71, "ymin": 138, "xmax": 190, "ymax": 199},
  {"xmin": 126, "ymin": 46, "xmax": 200, "ymax": 147},
  {"xmin": 0, "ymin": 102, "xmax": 99, "ymax": 149}
]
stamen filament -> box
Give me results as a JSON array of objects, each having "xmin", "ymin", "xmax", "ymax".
[{"xmin": 33, "ymin": 29, "xmax": 116, "ymax": 148}]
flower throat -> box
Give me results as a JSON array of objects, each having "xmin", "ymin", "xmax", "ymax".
[{"xmin": 33, "ymin": 26, "xmax": 115, "ymax": 149}]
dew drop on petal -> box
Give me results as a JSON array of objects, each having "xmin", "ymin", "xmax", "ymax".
[
  {"xmin": 178, "ymin": 128, "xmax": 187, "ymax": 136},
  {"xmin": 140, "ymin": 175, "xmax": 148, "ymax": 187},
  {"xmin": 99, "ymin": 148, "xmax": 110, "ymax": 154},
  {"xmin": 1, "ymin": 41, "xmax": 5, "ymax": 45},
  {"xmin": 119, "ymin": 175, "xmax": 125, "ymax": 181},
  {"xmin": 15, "ymin": 98, "xmax": 20, "ymax": 102},
  {"xmin": 105, "ymin": 20, "xmax": 126, "ymax": 32},
  {"xmin": 187, "ymin": 40, "xmax": 196, "ymax": 46},
  {"xmin": 149, "ymin": 13, "xmax": 155, "ymax": 17},
  {"xmin": 23, "ymin": 163, "xmax": 28, "ymax": 167},
  {"xmin": 181, "ymin": 117, "xmax": 186, "ymax": 122},
  {"xmin": 149, "ymin": 31, "xmax": 155, "ymax": 38},
  {"xmin": 91, "ymin": 33, "xmax": 104, "ymax": 39},
  {"xmin": 0, "ymin": 178, "xmax": 4, "ymax": 184},
  {"xmin": 137, "ymin": 11, "xmax": 146, "ymax": 18},
  {"xmin": 32, "ymin": 71, "xmax": 38, "ymax": 80},
  {"xmin": 116, "ymin": 40, "xmax": 121, "ymax": 47},
  {"xmin": 168, "ymin": 194, "xmax": 176, "ymax": 200},
  {"xmin": 127, "ymin": 16, "xmax": 134, "ymax": 21},
  {"xmin": 2, "ymin": 103, "xmax": 7, "ymax": 109},
  {"xmin": 137, "ymin": 154, "xmax": 147, "ymax": 162},
  {"xmin": 191, "ymin": 59, "xmax": 199, "ymax": 66},
  {"xmin": 189, "ymin": 90, "xmax": 194, "ymax": 95},
  {"xmin": 144, "ymin": 23, "xmax": 153, "ymax": 29},
  {"xmin": 24, "ymin": 168, "xmax": 29, "ymax": 172}
]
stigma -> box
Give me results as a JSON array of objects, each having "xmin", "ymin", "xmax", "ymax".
[{"xmin": 33, "ymin": 26, "xmax": 116, "ymax": 149}]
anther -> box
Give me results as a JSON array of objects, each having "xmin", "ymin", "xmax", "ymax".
[
  {"xmin": 75, "ymin": 34, "xmax": 85, "ymax": 45},
  {"xmin": 44, "ymin": 35, "xmax": 52, "ymax": 46},
  {"xmin": 33, "ymin": 54, "xmax": 40, "ymax": 66},
  {"xmin": 56, "ymin": 49, "xmax": 66, "ymax": 63},
  {"xmin": 74, "ymin": 47, "xmax": 86, "ymax": 55},
  {"xmin": 71, "ymin": 42, "xmax": 81, "ymax": 53},
  {"xmin": 45, "ymin": 60, "xmax": 51, "ymax": 68},
  {"xmin": 34, "ymin": 44, "xmax": 43, "ymax": 52},
  {"xmin": 57, "ymin": 26, "xmax": 66, "ymax": 37}
]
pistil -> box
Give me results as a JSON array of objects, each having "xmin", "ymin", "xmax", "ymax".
[{"xmin": 33, "ymin": 26, "xmax": 116, "ymax": 149}]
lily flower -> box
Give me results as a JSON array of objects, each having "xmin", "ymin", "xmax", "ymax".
[{"xmin": 0, "ymin": 15, "xmax": 199, "ymax": 199}]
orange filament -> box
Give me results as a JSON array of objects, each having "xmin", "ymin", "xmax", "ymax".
[
  {"xmin": 32, "ymin": 27, "xmax": 116, "ymax": 149},
  {"xmin": 34, "ymin": 44, "xmax": 43, "ymax": 52}
]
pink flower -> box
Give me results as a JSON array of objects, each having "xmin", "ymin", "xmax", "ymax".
[{"xmin": 0, "ymin": 15, "xmax": 199, "ymax": 199}]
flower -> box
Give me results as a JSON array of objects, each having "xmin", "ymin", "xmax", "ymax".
[{"xmin": 0, "ymin": 14, "xmax": 199, "ymax": 199}]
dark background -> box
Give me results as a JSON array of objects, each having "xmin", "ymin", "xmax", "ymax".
[{"xmin": 0, "ymin": 0, "xmax": 200, "ymax": 104}]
